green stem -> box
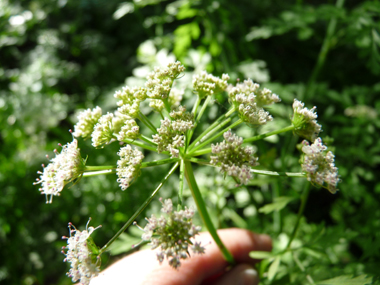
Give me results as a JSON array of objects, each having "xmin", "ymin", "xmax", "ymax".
[
  {"xmin": 251, "ymin": 169, "xmax": 306, "ymax": 177},
  {"xmin": 191, "ymin": 148, "xmax": 212, "ymax": 157},
  {"xmin": 286, "ymin": 183, "xmax": 310, "ymax": 250},
  {"xmin": 122, "ymin": 138, "xmax": 160, "ymax": 153},
  {"xmin": 187, "ymin": 96, "xmax": 212, "ymax": 145},
  {"xmin": 243, "ymin": 125, "xmax": 295, "ymax": 144},
  {"xmin": 184, "ymin": 160, "xmax": 235, "ymax": 264},
  {"xmin": 84, "ymin": 165, "xmax": 115, "ymax": 171},
  {"xmin": 82, "ymin": 169, "xmax": 115, "ymax": 177},
  {"xmin": 188, "ymin": 119, "xmax": 243, "ymax": 156},
  {"xmin": 305, "ymin": 0, "xmax": 345, "ymax": 99},
  {"xmin": 178, "ymin": 159, "xmax": 185, "ymax": 210},
  {"xmin": 187, "ymin": 157, "xmax": 211, "ymax": 166},
  {"xmin": 195, "ymin": 96, "xmax": 212, "ymax": 123},
  {"xmin": 99, "ymin": 162, "xmax": 179, "ymax": 254},
  {"xmin": 191, "ymin": 95, "xmax": 202, "ymax": 117},
  {"xmin": 141, "ymin": 158, "xmax": 179, "ymax": 168},
  {"xmin": 138, "ymin": 111, "xmax": 157, "ymax": 134},
  {"xmin": 139, "ymin": 134, "xmax": 157, "ymax": 146},
  {"xmin": 188, "ymin": 106, "xmax": 235, "ymax": 150}
]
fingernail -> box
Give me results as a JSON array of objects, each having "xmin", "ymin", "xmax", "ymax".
[{"xmin": 241, "ymin": 267, "xmax": 259, "ymax": 285}]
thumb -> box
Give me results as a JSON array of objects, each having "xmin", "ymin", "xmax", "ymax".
[{"xmin": 210, "ymin": 264, "xmax": 259, "ymax": 285}]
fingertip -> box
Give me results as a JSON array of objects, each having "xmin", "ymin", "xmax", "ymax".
[{"xmin": 209, "ymin": 264, "xmax": 259, "ymax": 285}]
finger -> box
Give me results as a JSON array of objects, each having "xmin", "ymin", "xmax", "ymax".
[
  {"xmin": 207, "ymin": 264, "xmax": 259, "ymax": 285},
  {"xmin": 143, "ymin": 228, "xmax": 272, "ymax": 285},
  {"xmin": 91, "ymin": 228, "xmax": 272, "ymax": 285}
]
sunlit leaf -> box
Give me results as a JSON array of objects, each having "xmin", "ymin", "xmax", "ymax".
[
  {"xmin": 258, "ymin": 196, "xmax": 297, "ymax": 214},
  {"xmin": 316, "ymin": 274, "xmax": 373, "ymax": 285}
]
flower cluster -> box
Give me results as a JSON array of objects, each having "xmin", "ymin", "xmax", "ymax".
[
  {"xmin": 150, "ymin": 87, "xmax": 183, "ymax": 112},
  {"xmin": 227, "ymin": 79, "xmax": 280, "ymax": 125},
  {"xmin": 292, "ymin": 99, "xmax": 322, "ymax": 141},
  {"xmin": 152, "ymin": 106, "xmax": 194, "ymax": 157},
  {"xmin": 210, "ymin": 130, "xmax": 259, "ymax": 184},
  {"xmin": 146, "ymin": 61, "xmax": 185, "ymax": 100},
  {"xmin": 116, "ymin": 145, "xmax": 144, "ymax": 191},
  {"xmin": 300, "ymin": 138, "xmax": 340, "ymax": 194},
  {"xmin": 141, "ymin": 198, "xmax": 205, "ymax": 269},
  {"xmin": 116, "ymin": 118, "xmax": 140, "ymax": 141},
  {"xmin": 34, "ymin": 139, "xmax": 86, "ymax": 203},
  {"xmin": 72, "ymin": 107, "xmax": 102, "ymax": 139},
  {"xmin": 91, "ymin": 112, "xmax": 115, "ymax": 147},
  {"xmin": 192, "ymin": 71, "xmax": 230, "ymax": 99},
  {"xmin": 114, "ymin": 86, "xmax": 147, "ymax": 118},
  {"xmin": 62, "ymin": 221, "xmax": 101, "ymax": 285}
]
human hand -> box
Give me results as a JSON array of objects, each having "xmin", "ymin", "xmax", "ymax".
[{"xmin": 90, "ymin": 228, "xmax": 272, "ymax": 285}]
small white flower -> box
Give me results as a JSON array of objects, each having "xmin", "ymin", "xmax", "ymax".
[
  {"xmin": 292, "ymin": 99, "xmax": 322, "ymax": 141},
  {"xmin": 210, "ymin": 130, "xmax": 259, "ymax": 185},
  {"xmin": 62, "ymin": 220, "xmax": 101, "ymax": 285},
  {"xmin": 72, "ymin": 107, "xmax": 102, "ymax": 139},
  {"xmin": 34, "ymin": 139, "xmax": 85, "ymax": 203},
  {"xmin": 227, "ymin": 79, "xmax": 280, "ymax": 125},
  {"xmin": 116, "ymin": 145, "xmax": 144, "ymax": 190},
  {"xmin": 300, "ymin": 138, "xmax": 340, "ymax": 193},
  {"xmin": 141, "ymin": 198, "xmax": 204, "ymax": 269},
  {"xmin": 193, "ymin": 71, "xmax": 229, "ymax": 99}
]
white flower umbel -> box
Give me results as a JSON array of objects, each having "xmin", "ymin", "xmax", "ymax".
[
  {"xmin": 91, "ymin": 113, "xmax": 116, "ymax": 147},
  {"xmin": 34, "ymin": 139, "xmax": 86, "ymax": 203},
  {"xmin": 114, "ymin": 86, "xmax": 147, "ymax": 118},
  {"xmin": 292, "ymin": 99, "xmax": 322, "ymax": 141},
  {"xmin": 152, "ymin": 106, "xmax": 194, "ymax": 157},
  {"xmin": 72, "ymin": 107, "xmax": 102, "ymax": 139},
  {"xmin": 116, "ymin": 145, "xmax": 144, "ymax": 190},
  {"xmin": 62, "ymin": 220, "xmax": 101, "ymax": 285},
  {"xmin": 140, "ymin": 198, "xmax": 205, "ymax": 269},
  {"xmin": 210, "ymin": 130, "xmax": 259, "ymax": 184},
  {"xmin": 193, "ymin": 71, "xmax": 229, "ymax": 99},
  {"xmin": 116, "ymin": 119, "xmax": 140, "ymax": 141},
  {"xmin": 145, "ymin": 61, "xmax": 185, "ymax": 100},
  {"xmin": 227, "ymin": 79, "xmax": 280, "ymax": 125},
  {"xmin": 301, "ymin": 138, "xmax": 340, "ymax": 194}
]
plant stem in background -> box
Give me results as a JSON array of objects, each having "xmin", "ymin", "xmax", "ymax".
[
  {"xmin": 286, "ymin": 183, "xmax": 311, "ymax": 250},
  {"xmin": 184, "ymin": 160, "xmax": 235, "ymax": 265},
  {"xmin": 99, "ymin": 162, "xmax": 179, "ymax": 254},
  {"xmin": 305, "ymin": 0, "xmax": 345, "ymax": 99}
]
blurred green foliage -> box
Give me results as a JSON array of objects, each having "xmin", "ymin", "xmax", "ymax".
[{"xmin": 0, "ymin": 0, "xmax": 379, "ymax": 284}]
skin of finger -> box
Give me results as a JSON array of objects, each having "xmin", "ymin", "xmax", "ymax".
[
  {"xmin": 207, "ymin": 264, "xmax": 259, "ymax": 285},
  {"xmin": 90, "ymin": 228, "xmax": 272, "ymax": 285}
]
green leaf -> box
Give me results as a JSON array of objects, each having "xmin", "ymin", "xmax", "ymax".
[
  {"xmin": 267, "ymin": 256, "xmax": 281, "ymax": 281},
  {"xmin": 108, "ymin": 233, "xmax": 141, "ymax": 255},
  {"xmin": 249, "ymin": 251, "xmax": 275, "ymax": 259},
  {"xmin": 316, "ymin": 275, "xmax": 373, "ymax": 285},
  {"xmin": 258, "ymin": 196, "xmax": 297, "ymax": 214}
]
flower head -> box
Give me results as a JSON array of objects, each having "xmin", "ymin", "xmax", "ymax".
[
  {"xmin": 227, "ymin": 79, "xmax": 280, "ymax": 125},
  {"xmin": 146, "ymin": 61, "xmax": 185, "ymax": 100},
  {"xmin": 72, "ymin": 107, "xmax": 102, "ymax": 139},
  {"xmin": 192, "ymin": 71, "xmax": 229, "ymax": 99},
  {"xmin": 152, "ymin": 106, "xmax": 194, "ymax": 157},
  {"xmin": 300, "ymin": 138, "xmax": 340, "ymax": 193},
  {"xmin": 34, "ymin": 139, "xmax": 86, "ymax": 203},
  {"xmin": 114, "ymin": 86, "xmax": 147, "ymax": 118},
  {"xmin": 62, "ymin": 220, "xmax": 101, "ymax": 285},
  {"xmin": 150, "ymin": 87, "xmax": 183, "ymax": 112},
  {"xmin": 292, "ymin": 99, "xmax": 322, "ymax": 141},
  {"xmin": 141, "ymin": 198, "xmax": 204, "ymax": 269},
  {"xmin": 210, "ymin": 130, "xmax": 259, "ymax": 184},
  {"xmin": 116, "ymin": 145, "xmax": 144, "ymax": 190}
]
